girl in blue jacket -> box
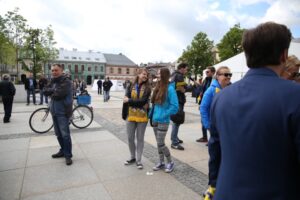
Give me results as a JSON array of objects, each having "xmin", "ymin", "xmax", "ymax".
[{"xmin": 150, "ymin": 68, "xmax": 179, "ymax": 173}]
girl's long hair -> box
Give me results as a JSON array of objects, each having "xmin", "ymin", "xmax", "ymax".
[
  {"xmin": 131, "ymin": 68, "xmax": 151, "ymax": 93},
  {"xmin": 151, "ymin": 68, "xmax": 170, "ymax": 104}
]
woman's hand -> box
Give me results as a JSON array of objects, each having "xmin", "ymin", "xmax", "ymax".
[{"xmin": 123, "ymin": 96, "xmax": 129, "ymax": 103}]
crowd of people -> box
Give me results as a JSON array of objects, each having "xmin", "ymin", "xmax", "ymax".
[{"xmin": 1, "ymin": 21, "xmax": 300, "ymax": 199}]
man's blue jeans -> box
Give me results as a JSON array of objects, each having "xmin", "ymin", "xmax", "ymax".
[
  {"xmin": 39, "ymin": 90, "xmax": 48, "ymax": 104},
  {"xmin": 52, "ymin": 115, "xmax": 72, "ymax": 158},
  {"xmin": 171, "ymin": 122, "xmax": 180, "ymax": 145},
  {"xmin": 27, "ymin": 89, "xmax": 36, "ymax": 104},
  {"xmin": 103, "ymin": 90, "xmax": 110, "ymax": 101}
]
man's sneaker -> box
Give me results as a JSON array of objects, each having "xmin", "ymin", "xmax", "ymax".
[
  {"xmin": 124, "ymin": 158, "xmax": 136, "ymax": 165},
  {"xmin": 165, "ymin": 162, "xmax": 174, "ymax": 173},
  {"xmin": 65, "ymin": 157, "xmax": 73, "ymax": 165},
  {"xmin": 178, "ymin": 139, "xmax": 183, "ymax": 144},
  {"xmin": 136, "ymin": 163, "xmax": 143, "ymax": 169},
  {"xmin": 152, "ymin": 163, "xmax": 165, "ymax": 171},
  {"xmin": 52, "ymin": 151, "xmax": 64, "ymax": 158},
  {"xmin": 196, "ymin": 137, "xmax": 208, "ymax": 143},
  {"xmin": 171, "ymin": 144, "xmax": 184, "ymax": 150}
]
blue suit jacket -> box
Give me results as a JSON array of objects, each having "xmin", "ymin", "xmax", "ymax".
[{"xmin": 209, "ymin": 68, "xmax": 300, "ymax": 200}]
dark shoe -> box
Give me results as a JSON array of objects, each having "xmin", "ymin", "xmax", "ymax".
[
  {"xmin": 26, "ymin": 103, "xmax": 29, "ymax": 106},
  {"xmin": 124, "ymin": 158, "xmax": 136, "ymax": 165},
  {"xmin": 171, "ymin": 144, "xmax": 184, "ymax": 150},
  {"xmin": 196, "ymin": 137, "xmax": 208, "ymax": 143},
  {"xmin": 39, "ymin": 103, "xmax": 43, "ymax": 105},
  {"xmin": 65, "ymin": 157, "xmax": 73, "ymax": 165},
  {"xmin": 3, "ymin": 120, "xmax": 10, "ymax": 123},
  {"xmin": 136, "ymin": 163, "xmax": 143, "ymax": 169},
  {"xmin": 178, "ymin": 139, "xmax": 183, "ymax": 144},
  {"xmin": 52, "ymin": 151, "xmax": 64, "ymax": 158}
]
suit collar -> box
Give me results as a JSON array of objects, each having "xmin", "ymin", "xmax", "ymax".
[{"xmin": 245, "ymin": 67, "xmax": 279, "ymax": 78}]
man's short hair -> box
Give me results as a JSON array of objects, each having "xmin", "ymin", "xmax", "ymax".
[
  {"xmin": 206, "ymin": 66, "xmax": 216, "ymax": 73},
  {"xmin": 177, "ymin": 63, "xmax": 188, "ymax": 70},
  {"xmin": 2, "ymin": 74, "xmax": 10, "ymax": 80},
  {"xmin": 52, "ymin": 64, "xmax": 62, "ymax": 68},
  {"xmin": 242, "ymin": 22, "xmax": 291, "ymax": 68}
]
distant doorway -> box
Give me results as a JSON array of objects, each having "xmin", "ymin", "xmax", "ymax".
[{"xmin": 87, "ymin": 75, "xmax": 92, "ymax": 85}]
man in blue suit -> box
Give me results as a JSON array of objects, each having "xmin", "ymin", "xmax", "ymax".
[{"xmin": 207, "ymin": 22, "xmax": 300, "ymax": 199}]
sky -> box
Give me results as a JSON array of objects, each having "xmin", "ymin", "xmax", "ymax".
[{"xmin": 1, "ymin": 0, "xmax": 300, "ymax": 64}]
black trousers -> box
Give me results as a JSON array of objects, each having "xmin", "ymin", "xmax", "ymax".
[
  {"xmin": 2, "ymin": 96, "xmax": 13, "ymax": 122},
  {"xmin": 98, "ymin": 87, "xmax": 102, "ymax": 95}
]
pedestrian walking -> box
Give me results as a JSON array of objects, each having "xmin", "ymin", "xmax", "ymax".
[
  {"xmin": 38, "ymin": 75, "xmax": 48, "ymax": 105},
  {"xmin": 0, "ymin": 74, "xmax": 16, "ymax": 123},
  {"xmin": 44, "ymin": 64, "xmax": 73, "ymax": 166},
  {"xmin": 123, "ymin": 68, "xmax": 151, "ymax": 169},
  {"xmin": 150, "ymin": 68, "xmax": 179, "ymax": 173},
  {"xmin": 97, "ymin": 79, "xmax": 102, "ymax": 95},
  {"xmin": 170, "ymin": 63, "xmax": 188, "ymax": 150},
  {"xmin": 103, "ymin": 77, "xmax": 113, "ymax": 102},
  {"xmin": 206, "ymin": 22, "xmax": 300, "ymax": 199},
  {"xmin": 24, "ymin": 73, "xmax": 37, "ymax": 105}
]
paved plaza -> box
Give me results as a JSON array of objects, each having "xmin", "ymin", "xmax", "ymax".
[{"xmin": 0, "ymin": 87, "xmax": 209, "ymax": 200}]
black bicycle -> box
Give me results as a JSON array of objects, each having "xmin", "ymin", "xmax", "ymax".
[{"xmin": 29, "ymin": 100, "xmax": 93, "ymax": 134}]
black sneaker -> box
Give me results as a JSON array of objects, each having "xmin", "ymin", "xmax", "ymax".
[
  {"xmin": 124, "ymin": 158, "xmax": 136, "ymax": 165},
  {"xmin": 52, "ymin": 151, "xmax": 64, "ymax": 158},
  {"xmin": 178, "ymin": 139, "xmax": 183, "ymax": 144},
  {"xmin": 65, "ymin": 157, "xmax": 73, "ymax": 165},
  {"xmin": 171, "ymin": 144, "xmax": 184, "ymax": 150}
]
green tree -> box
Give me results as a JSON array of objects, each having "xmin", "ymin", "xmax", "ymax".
[
  {"xmin": 178, "ymin": 32, "xmax": 214, "ymax": 79},
  {"xmin": 217, "ymin": 24, "xmax": 244, "ymax": 61},
  {"xmin": 4, "ymin": 7, "xmax": 28, "ymax": 80}
]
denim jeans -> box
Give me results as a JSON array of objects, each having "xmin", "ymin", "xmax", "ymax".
[
  {"xmin": 103, "ymin": 90, "xmax": 110, "ymax": 101},
  {"xmin": 52, "ymin": 115, "xmax": 72, "ymax": 158},
  {"xmin": 171, "ymin": 122, "xmax": 180, "ymax": 145},
  {"xmin": 39, "ymin": 90, "xmax": 48, "ymax": 104},
  {"xmin": 27, "ymin": 89, "xmax": 36, "ymax": 104}
]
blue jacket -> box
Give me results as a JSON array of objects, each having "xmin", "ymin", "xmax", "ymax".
[
  {"xmin": 209, "ymin": 68, "xmax": 300, "ymax": 200},
  {"xmin": 152, "ymin": 82, "xmax": 179, "ymax": 124},
  {"xmin": 200, "ymin": 79, "xmax": 222, "ymax": 129}
]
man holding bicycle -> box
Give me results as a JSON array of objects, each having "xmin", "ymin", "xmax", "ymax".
[{"xmin": 44, "ymin": 64, "xmax": 73, "ymax": 165}]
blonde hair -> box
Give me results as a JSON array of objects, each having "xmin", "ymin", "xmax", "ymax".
[
  {"xmin": 285, "ymin": 55, "xmax": 300, "ymax": 70},
  {"xmin": 215, "ymin": 66, "xmax": 230, "ymax": 77}
]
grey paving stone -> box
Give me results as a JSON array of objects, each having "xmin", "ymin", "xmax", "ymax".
[
  {"xmin": 0, "ymin": 138, "xmax": 30, "ymax": 152},
  {"xmin": 103, "ymin": 173, "xmax": 200, "ymax": 200},
  {"xmin": 26, "ymin": 145, "xmax": 85, "ymax": 167},
  {"xmin": 0, "ymin": 168, "xmax": 24, "ymax": 200},
  {"xmin": 88, "ymin": 153, "xmax": 153, "ymax": 182},
  {"xmin": 22, "ymin": 183, "xmax": 112, "ymax": 200},
  {"xmin": 0, "ymin": 149, "xmax": 28, "ymax": 171},
  {"xmin": 72, "ymin": 130, "xmax": 118, "ymax": 144},
  {"xmin": 21, "ymin": 160, "xmax": 99, "ymax": 199},
  {"xmin": 79, "ymin": 139, "xmax": 128, "ymax": 158}
]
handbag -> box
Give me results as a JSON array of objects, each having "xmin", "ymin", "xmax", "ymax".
[
  {"xmin": 170, "ymin": 109, "xmax": 185, "ymax": 125},
  {"xmin": 148, "ymin": 104, "xmax": 155, "ymax": 127}
]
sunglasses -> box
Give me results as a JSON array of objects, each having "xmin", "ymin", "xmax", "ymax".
[
  {"xmin": 285, "ymin": 71, "xmax": 300, "ymax": 79},
  {"xmin": 218, "ymin": 73, "xmax": 232, "ymax": 78}
]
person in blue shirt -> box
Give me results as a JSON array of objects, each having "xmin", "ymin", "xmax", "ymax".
[
  {"xmin": 150, "ymin": 68, "xmax": 179, "ymax": 173},
  {"xmin": 207, "ymin": 22, "xmax": 300, "ymax": 200}
]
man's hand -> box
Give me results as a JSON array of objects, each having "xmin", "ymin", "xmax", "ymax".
[{"xmin": 123, "ymin": 96, "xmax": 129, "ymax": 103}]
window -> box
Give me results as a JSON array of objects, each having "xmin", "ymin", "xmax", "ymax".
[
  {"xmin": 88, "ymin": 67, "xmax": 91, "ymax": 71},
  {"xmin": 95, "ymin": 66, "xmax": 98, "ymax": 71},
  {"xmin": 81, "ymin": 65, "xmax": 84, "ymax": 72},
  {"xmin": 95, "ymin": 58, "xmax": 99, "ymax": 61},
  {"xmin": 86, "ymin": 57, "xmax": 90, "ymax": 60},
  {"xmin": 79, "ymin": 57, "xmax": 82, "ymax": 60},
  {"xmin": 68, "ymin": 65, "xmax": 71, "ymax": 72},
  {"xmin": 64, "ymin": 56, "xmax": 69, "ymax": 59},
  {"xmin": 126, "ymin": 68, "xmax": 130, "ymax": 74},
  {"xmin": 48, "ymin": 64, "xmax": 51, "ymax": 70},
  {"xmin": 75, "ymin": 65, "xmax": 78, "ymax": 73},
  {"xmin": 110, "ymin": 67, "xmax": 114, "ymax": 73},
  {"xmin": 61, "ymin": 64, "xmax": 65, "ymax": 69},
  {"xmin": 100, "ymin": 66, "xmax": 104, "ymax": 72},
  {"xmin": 118, "ymin": 68, "xmax": 122, "ymax": 74},
  {"xmin": 72, "ymin": 57, "xmax": 77, "ymax": 60}
]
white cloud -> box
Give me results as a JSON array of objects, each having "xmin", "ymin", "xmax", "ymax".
[{"xmin": 0, "ymin": 0, "xmax": 299, "ymax": 63}]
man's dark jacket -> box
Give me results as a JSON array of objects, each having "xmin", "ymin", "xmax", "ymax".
[
  {"xmin": 0, "ymin": 80, "xmax": 16, "ymax": 97},
  {"xmin": 103, "ymin": 80, "xmax": 113, "ymax": 91},
  {"xmin": 170, "ymin": 71, "xmax": 186, "ymax": 105},
  {"xmin": 44, "ymin": 75, "xmax": 73, "ymax": 118},
  {"xmin": 24, "ymin": 78, "xmax": 37, "ymax": 90},
  {"xmin": 209, "ymin": 68, "xmax": 300, "ymax": 200}
]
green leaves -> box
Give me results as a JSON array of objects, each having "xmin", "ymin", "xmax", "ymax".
[
  {"xmin": 178, "ymin": 32, "xmax": 214, "ymax": 79},
  {"xmin": 217, "ymin": 24, "xmax": 244, "ymax": 62}
]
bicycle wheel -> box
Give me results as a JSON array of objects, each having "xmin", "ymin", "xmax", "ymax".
[
  {"xmin": 71, "ymin": 105, "xmax": 93, "ymax": 129},
  {"xmin": 29, "ymin": 108, "xmax": 53, "ymax": 134}
]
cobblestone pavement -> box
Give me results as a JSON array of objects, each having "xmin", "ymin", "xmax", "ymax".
[{"xmin": 92, "ymin": 92, "xmax": 209, "ymax": 195}]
